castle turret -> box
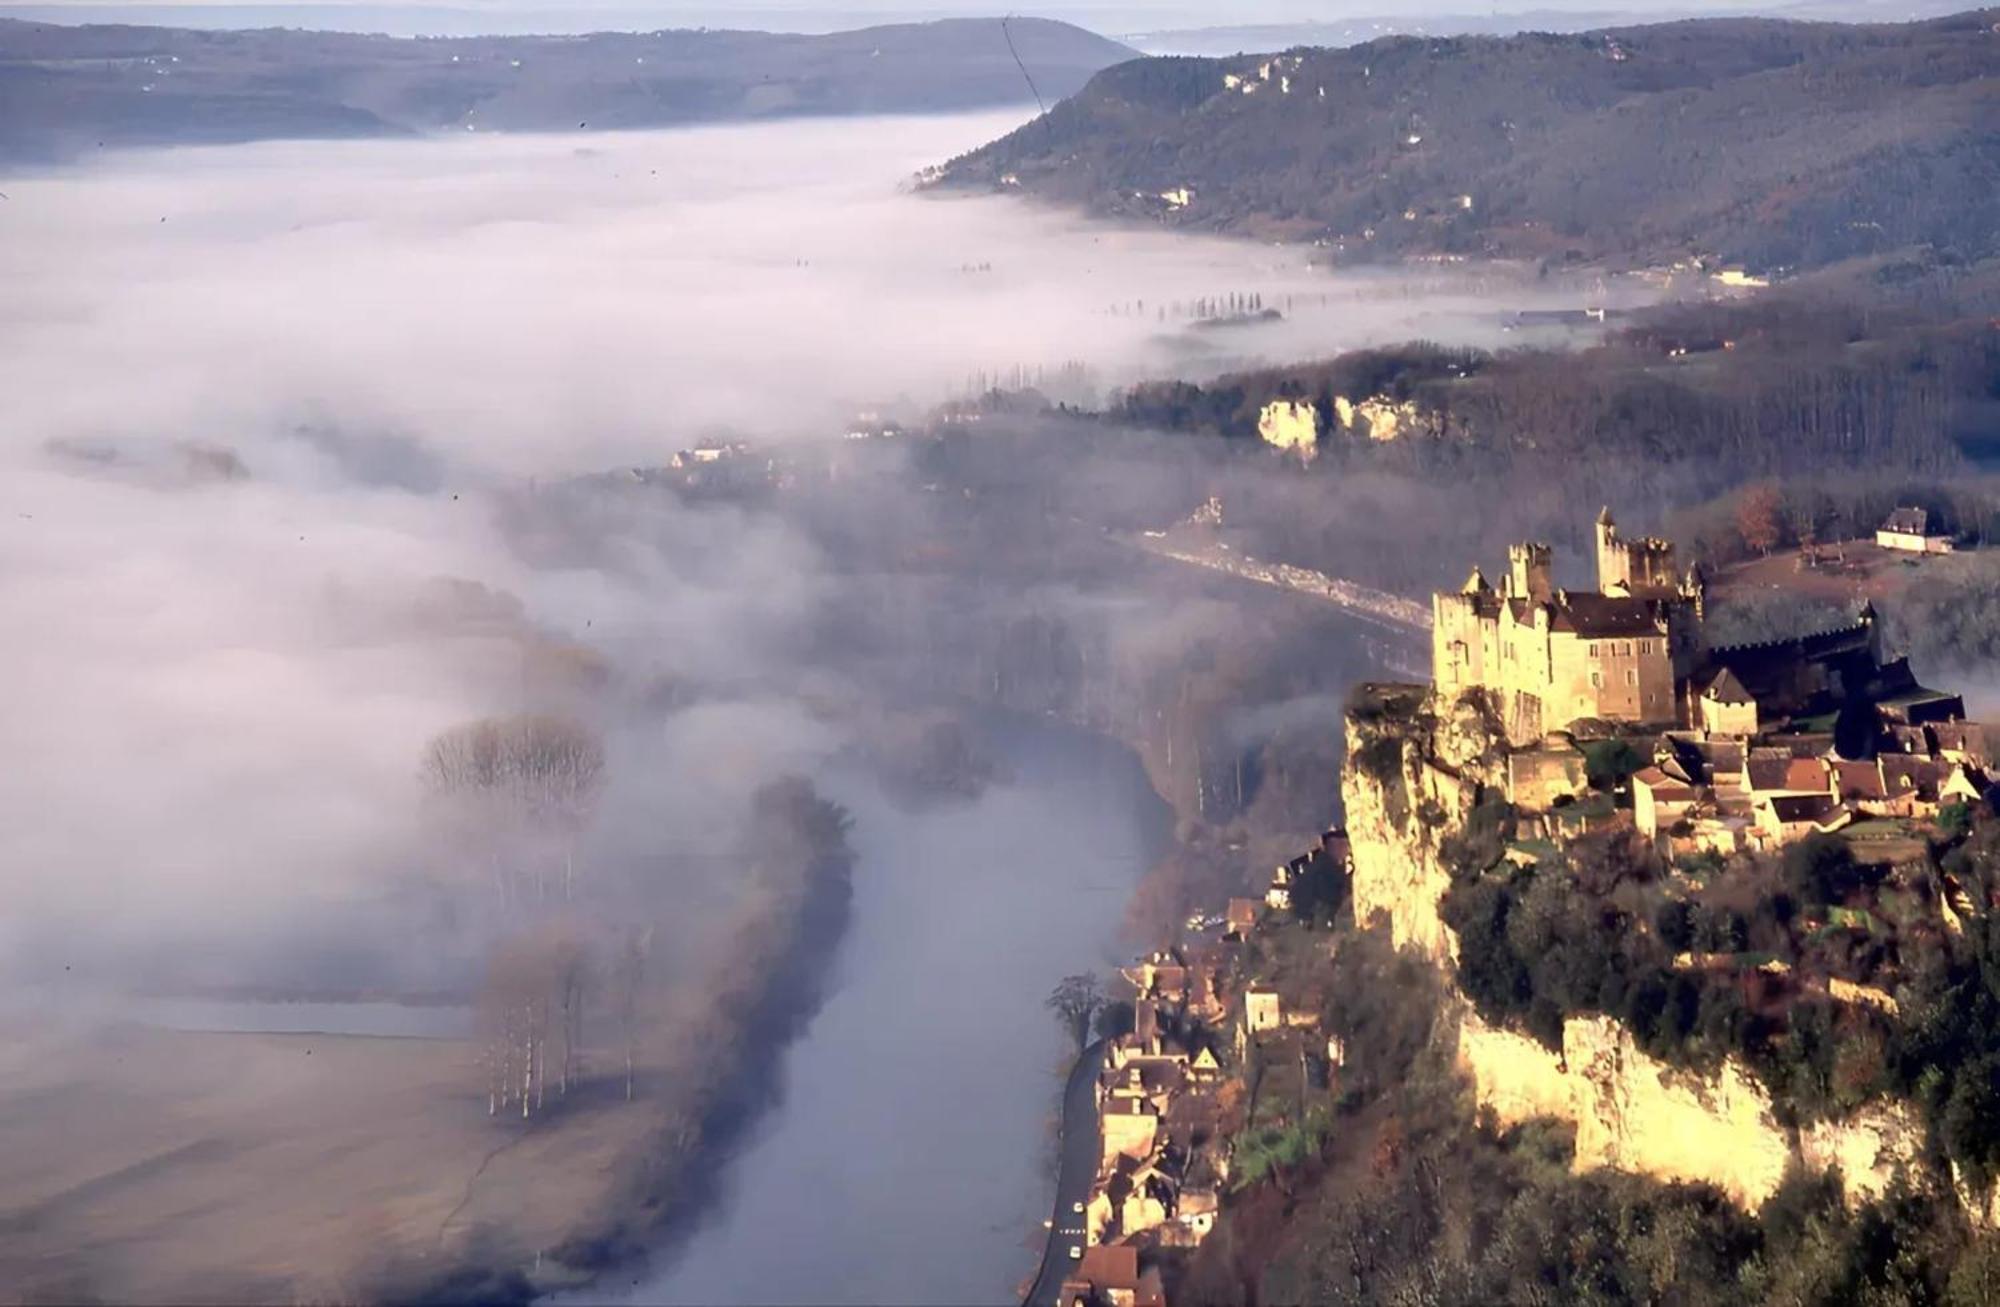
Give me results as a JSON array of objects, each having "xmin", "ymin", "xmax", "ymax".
[
  {"xmin": 1598, "ymin": 510, "xmax": 1680, "ymax": 598},
  {"xmin": 1595, "ymin": 507, "xmax": 1619, "ymax": 592},
  {"xmin": 1507, "ymin": 543, "xmax": 1554, "ymax": 603}
]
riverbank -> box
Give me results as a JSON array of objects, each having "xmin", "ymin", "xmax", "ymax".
[{"xmin": 0, "ymin": 796, "xmax": 855, "ymax": 1306}]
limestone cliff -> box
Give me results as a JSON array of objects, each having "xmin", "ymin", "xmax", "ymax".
[
  {"xmin": 1456, "ymin": 1006, "xmax": 1928, "ymax": 1209},
  {"xmin": 1345, "ymin": 690, "xmax": 1933, "ymax": 1213},
  {"xmin": 1341, "ymin": 685, "xmax": 1504, "ymax": 963}
]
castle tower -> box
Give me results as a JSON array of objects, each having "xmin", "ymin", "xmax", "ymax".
[
  {"xmin": 1507, "ymin": 543, "xmax": 1553, "ymax": 603},
  {"xmin": 1595, "ymin": 506, "xmax": 1623, "ymax": 594}
]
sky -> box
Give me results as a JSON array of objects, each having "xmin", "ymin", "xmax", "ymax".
[{"xmin": 0, "ymin": 0, "xmax": 1787, "ymax": 37}]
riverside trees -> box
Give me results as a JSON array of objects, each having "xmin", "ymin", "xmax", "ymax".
[
  {"xmin": 421, "ymin": 714, "xmax": 610, "ymax": 1120},
  {"xmin": 1047, "ymin": 972, "xmax": 1103, "ymax": 1051},
  {"xmin": 421, "ymin": 714, "xmax": 605, "ymax": 910}
]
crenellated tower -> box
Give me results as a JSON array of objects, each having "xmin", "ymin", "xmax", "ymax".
[{"xmin": 1596, "ymin": 507, "xmax": 1680, "ymax": 598}]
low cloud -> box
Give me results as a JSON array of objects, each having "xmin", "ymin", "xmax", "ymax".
[{"xmin": 0, "ymin": 109, "xmax": 1602, "ymax": 997}]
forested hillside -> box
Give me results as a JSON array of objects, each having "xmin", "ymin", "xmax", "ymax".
[
  {"xmin": 935, "ymin": 11, "xmax": 2000, "ymax": 272},
  {"xmin": 0, "ymin": 16, "xmax": 1130, "ymax": 163}
]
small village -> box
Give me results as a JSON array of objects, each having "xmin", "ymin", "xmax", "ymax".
[
  {"xmin": 1050, "ymin": 506, "xmax": 1994, "ymax": 1307},
  {"xmin": 1048, "ymin": 833, "xmax": 1353, "ymax": 1307}
]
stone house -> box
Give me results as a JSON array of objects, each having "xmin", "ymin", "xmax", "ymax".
[
  {"xmin": 1695, "ymin": 667, "xmax": 1759, "ymax": 735},
  {"xmin": 1102, "ymin": 1096, "xmax": 1159, "ymax": 1164},
  {"xmin": 1877, "ymin": 506, "xmax": 1954, "ymax": 554},
  {"xmin": 1244, "ymin": 985, "xmax": 1281, "ymax": 1034},
  {"xmin": 1754, "ymin": 793, "xmax": 1851, "ymax": 845},
  {"xmin": 1061, "ymin": 1245, "xmax": 1142, "ymax": 1307},
  {"xmin": 1632, "ymin": 766, "xmax": 1701, "ymax": 839}
]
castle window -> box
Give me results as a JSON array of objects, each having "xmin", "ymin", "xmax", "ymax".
[
  {"xmin": 1590, "ymin": 670, "xmax": 1602, "ymax": 689},
  {"xmin": 1626, "ymin": 669, "xmax": 1637, "ymax": 686}
]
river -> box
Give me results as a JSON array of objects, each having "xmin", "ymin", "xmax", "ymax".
[{"xmin": 614, "ymin": 714, "xmax": 1171, "ymax": 1305}]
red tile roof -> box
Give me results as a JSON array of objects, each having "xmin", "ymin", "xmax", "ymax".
[{"xmin": 1077, "ymin": 1245, "xmax": 1141, "ymax": 1291}]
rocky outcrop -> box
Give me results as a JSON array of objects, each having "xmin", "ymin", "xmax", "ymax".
[
  {"xmin": 1341, "ymin": 686, "xmax": 1504, "ymax": 963},
  {"xmin": 1564, "ymin": 1015, "xmax": 1793, "ymax": 1208},
  {"xmin": 1801, "ymin": 1101, "xmax": 1926, "ymax": 1204},
  {"xmin": 1332, "ymin": 395, "xmax": 1444, "ymax": 443},
  {"xmin": 1257, "ymin": 399, "xmax": 1319, "ymax": 460},
  {"xmin": 1456, "ymin": 1007, "xmax": 1927, "ymax": 1210}
]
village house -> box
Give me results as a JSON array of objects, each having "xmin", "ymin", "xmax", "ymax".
[
  {"xmin": 1695, "ymin": 667, "xmax": 1760, "ymax": 735},
  {"xmin": 1753, "ymin": 792, "xmax": 1851, "ymax": 846},
  {"xmin": 1876, "ymin": 506, "xmax": 1954, "ymax": 554},
  {"xmin": 1224, "ymin": 898, "xmax": 1261, "ymax": 940},
  {"xmin": 1266, "ymin": 856, "xmax": 1304, "ymax": 912},
  {"xmin": 1632, "ymin": 766, "xmax": 1701, "ymax": 839},
  {"xmin": 1243, "ymin": 984, "xmax": 1282, "ymax": 1035},
  {"xmin": 1102, "ymin": 1095, "xmax": 1160, "ymax": 1164},
  {"xmin": 1059, "ymin": 1244, "xmax": 1145, "ymax": 1307},
  {"xmin": 1123, "ymin": 953, "xmax": 1189, "ymax": 1007}
]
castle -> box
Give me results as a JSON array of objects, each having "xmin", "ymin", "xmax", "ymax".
[
  {"xmin": 1435, "ymin": 510, "xmax": 1961, "ymax": 749},
  {"xmin": 1433, "ymin": 510, "xmax": 1708, "ymax": 743}
]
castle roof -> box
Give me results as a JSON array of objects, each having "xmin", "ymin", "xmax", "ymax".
[
  {"xmin": 1701, "ymin": 667, "xmax": 1754, "ymax": 705},
  {"xmin": 1463, "ymin": 566, "xmax": 1492, "ymax": 594},
  {"xmin": 1598, "ymin": 505, "xmax": 1615, "ymax": 526},
  {"xmin": 1546, "ymin": 591, "xmax": 1667, "ymax": 638}
]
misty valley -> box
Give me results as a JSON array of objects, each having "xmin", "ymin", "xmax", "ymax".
[{"xmin": 3, "ymin": 7, "xmax": 2000, "ymax": 1307}]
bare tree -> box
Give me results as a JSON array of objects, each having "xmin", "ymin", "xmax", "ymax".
[
  {"xmin": 478, "ymin": 925, "xmax": 596, "ymax": 1120},
  {"xmin": 511, "ymin": 715, "xmax": 605, "ymax": 903},
  {"xmin": 421, "ymin": 715, "xmax": 606, "ymax": 912},
  {"xmin": 548, "ymin": 925, "xmax": 592, "ymax": 1099},
  {"xmin": 614, "ymin": 926, "xmax": 653, "ymax": 1102},
  {"xmin": 1046, "ymin": 972, "xmax": 1102, "ymax": 1051}
]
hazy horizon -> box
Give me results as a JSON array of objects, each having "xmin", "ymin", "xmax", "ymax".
[{"xmin": 0, "ymin": 0, "xmax": 1874, "ymax": 39}]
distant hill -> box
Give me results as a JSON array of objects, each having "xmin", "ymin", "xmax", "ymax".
[
  {"xmin": 934, "ymin": 11, "xmax": 2000, "ymax": 272},
  {"xmin": 0, "ymin": 15, "xmax": 1133, "ymax": 163},
  {"xmin": 1116, "ymin": 0, "xmax": 1987, "ymax": 55}
]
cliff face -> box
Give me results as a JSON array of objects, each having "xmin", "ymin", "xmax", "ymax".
[
  {"xmin": 1457, "ymin": 1007, "xmax": 1929, "ymax": 1209},
  {"xmin": 1346, "ymin": 692, "xmax": 1931, "ymax": 1212},
  {"xmin": 1342, "ymin": 686, "xmax": 1504, "ymax": 963}
]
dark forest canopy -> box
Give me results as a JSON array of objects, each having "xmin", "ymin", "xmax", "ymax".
[
  {"xmin": 933, "ymin": 9, "xmax": 2000, "ymax": 273},
  {"xmin": 936, "ymin": 273, "xmax": 2000, "ymax": 598}
]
